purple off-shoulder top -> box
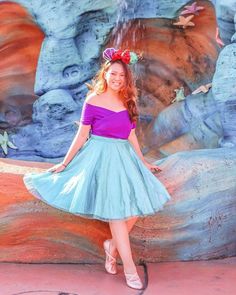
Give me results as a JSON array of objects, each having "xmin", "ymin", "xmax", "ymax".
[{"xmin": 80, "ymin": 102, "xmax": 136, "ymax": 139}]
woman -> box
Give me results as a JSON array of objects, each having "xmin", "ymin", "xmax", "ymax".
[{"xmin": 23, "ymin": 48, "xmax": 171, "ymax": 290}]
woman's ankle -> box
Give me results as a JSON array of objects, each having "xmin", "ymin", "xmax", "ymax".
[
  {"xmin": 124, "ymin": 263, "xmax": 137, "ymax": 274},
  {"xmin": 109, "ymin": 239, "xmax": 118, "ymax": 257}
]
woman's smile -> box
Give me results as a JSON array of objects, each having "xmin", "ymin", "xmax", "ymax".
[{"xmin": 105, "ymin": 63, "xmax": 126, "ymax": 91}]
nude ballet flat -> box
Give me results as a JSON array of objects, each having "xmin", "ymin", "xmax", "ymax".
[
  {"xmin": 103, "ymin": 239, "xmax": 117, "ymax": 275},
  {"xmin": 124, "ymin": 271, "xmax": 144, "ymax": 290}
]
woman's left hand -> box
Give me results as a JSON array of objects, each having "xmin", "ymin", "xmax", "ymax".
[{"xmin": 143, "ymin": 160, "xmax": 162, "ymax": 173}]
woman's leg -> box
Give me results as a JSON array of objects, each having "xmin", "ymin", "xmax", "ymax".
[
  {"xmin": 109, "ymin": 217, "xmax": 138, "ymax": 257},
  {"xmin": 109, "ymin": 220, "xmax": 137, "ymax": 274},
  {"xmin": 126, "ymin": 216, "xmax": 139, "ymax": 232}
]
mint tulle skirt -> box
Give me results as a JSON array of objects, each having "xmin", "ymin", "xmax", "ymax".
[{"xmin": 23, "ymin": 134, "xmax": 171, "ymax": 222}]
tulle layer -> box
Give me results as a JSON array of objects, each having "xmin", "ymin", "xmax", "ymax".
[{"xmin": 23, "ymin": 134, "xmax": 171, "ymax": 222}]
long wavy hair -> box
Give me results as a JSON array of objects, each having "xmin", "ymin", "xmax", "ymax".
[{"xmin": 86, "ymin": 60, "xmax": 138, "ymax": 123}]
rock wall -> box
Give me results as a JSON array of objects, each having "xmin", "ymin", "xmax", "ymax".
[
  {"xmin": 0, "ymin": 0, "xmax": 235, "ymax": 263},
  {"xmin": 0, "ymin": 0, "xmax": 220, "ymax": 161},
  {"xmin": 107, "ymin": 1, "xmax": 219, "ymax": 155},
  {"xmin": 0, "ymin": 2, "xmax": 44, "ymax": 130},
  {"xmin": 0, "ymin": 0, "xmax": 119, "ymax": 161},
  {"xmin": 1, "ymin": 149, "xmax": 235, "ymax": 263},
  {"xmin": 213, "ymin": 0, "xmax": 236, "ymax": 147}
]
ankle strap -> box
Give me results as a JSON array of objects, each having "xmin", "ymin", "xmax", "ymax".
[{"xmin": 124, "ymin": 272, "xmax": 139, "ymax": 279}]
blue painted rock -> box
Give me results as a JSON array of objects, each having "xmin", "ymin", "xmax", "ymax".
[
  {"xmin": 8, "ymin": 89, "xmax": 80, "ymax": 159},
  {"xmin": 212, "ymin": 0, "xmax": 236, "ymax": 147},
  {"xmin": 212, "ymin": 43, "xmax": 236, "ymax": 147},
  {"xmin": 9, "ymin": 0, "xmax": 117, "ymax": 38},
  {"xmin": 215, "ymin": 0, "xmax": 236, "ymax": 45},
  {"xmin": 147, "ymin": 90, "xmax": 222, "ymax": 154},
  {"xmin": 133, "ymin": 147, "xmax": 236, "ymax": 262},
  {"xmin": 1, "ymin": 0, "xmax": 218, "ymax": 161}
]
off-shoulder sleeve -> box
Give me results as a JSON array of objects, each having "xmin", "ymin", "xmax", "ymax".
[
  {"xmin": 80, "ymin": 102, "xmax": 94, "ymax": 125},
  {"xmin": 131, "ymin": 121, "xmax": 136, "ymax": 129}
]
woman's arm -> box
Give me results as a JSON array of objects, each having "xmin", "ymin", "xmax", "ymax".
[
  {"xmin": 128, "ymin": 129, "xmax": 162, "ymax": 172},
  {"xmin": 128, "ymin": 129, "xmax": 146, "ymax": 163},
  {"xmin": 62, "ymin": 124, "xmax": 91, "ymax": 167}
]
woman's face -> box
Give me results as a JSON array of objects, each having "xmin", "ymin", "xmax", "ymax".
[{"xmin": 104, "ymin": 62, "xmax": 126, "ymax": 92}]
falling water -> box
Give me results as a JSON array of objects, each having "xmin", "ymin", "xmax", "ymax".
[
  {"xmin": 113, "ymin": 0, "xmax": 143, "ymax": 49},
  {"xmin": 113, "ymin": 0, "xmax": 129, "ymax": 48},
  {"xmin": 113, "ymin": 0, "xmax": 145, "ymax": 81}
]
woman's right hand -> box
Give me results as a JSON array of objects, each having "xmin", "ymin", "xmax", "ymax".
[{"xmin": 46, "ymin": 162, "xmax": 67, "ymax": 173}]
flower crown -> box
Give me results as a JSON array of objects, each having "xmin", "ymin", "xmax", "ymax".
[{"xmin": 102, "ymin": 47, "xmax": 141, "ymax": 65}]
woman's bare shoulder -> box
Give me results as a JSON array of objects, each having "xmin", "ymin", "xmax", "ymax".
[{"xmin": 85, "ymin": 93, "xmax": 100, "ymax": 105}]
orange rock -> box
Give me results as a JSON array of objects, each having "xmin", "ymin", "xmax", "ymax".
[
  {"xmin": 1, "ymin": 146, "xmax": 236, "ymax": 263},
  {"xmin": 0, "ymin": 2, "xmax": 44, "ymax": 127},
  {"xmin": 108, "ymin": 0, "xmax": 218, "ymax": 113},
  {"xmin": 0, "ymin": 158, "xmax": 110, "ymax": 263}
]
